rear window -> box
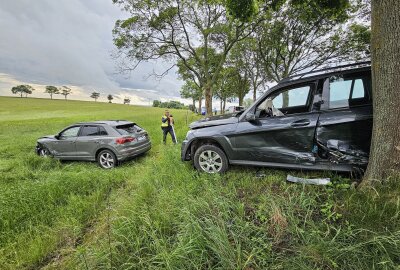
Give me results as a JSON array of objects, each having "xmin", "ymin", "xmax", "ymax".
[
  {"xmin": 329, "ymin": 74, "xmax": 370, "ymax": 109},
  {"xmin": 115, "ymin": 124, "xmax": 142, "ymax": 135}
]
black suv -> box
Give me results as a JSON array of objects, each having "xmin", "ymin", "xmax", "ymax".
[{"xmin": 181, "ymin": 62, "xmax": 372, "ymax": 173}]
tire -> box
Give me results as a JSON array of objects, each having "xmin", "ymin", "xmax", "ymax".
[
  {"xmin": 97, "ymin": 149, "xmax": 118, "ymax": 169},
  {"xmin": 193, "ymin": 144, "xmax": 229, "ymax": 173}
]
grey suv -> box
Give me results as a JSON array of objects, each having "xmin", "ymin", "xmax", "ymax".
[
  {"xmin": 182, "ymin": 62, "xmax": 372, "ymax": 173},
  {"xmin": 36, "ymin": 120, "xmax": 151, "ymax": 168}
]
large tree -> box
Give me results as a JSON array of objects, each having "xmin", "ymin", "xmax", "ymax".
[
  {"xmin": 11, "ymin": 85, "xmax": 34, "ymax": 98},
  {"xmin": 59, "ymin": 86, "xmax": 72, "ymax": 100},
  {"xmin": 213, "ymin": 67, "xmax": 236, "ymax": 113},
  {"xmin": 364, "ymin": 0, "xmax": 400, "ymax": 182},
  {"xmin": 230, "ymin": 38, "xmax": 265, "ymax": 101},
  {"xmin": 90, "ymin": 92, "xmax": 100, "ymax": 102},
  {"xmin": 112, "ymin": 0, "xmax": 262, "ymax": 115},
  {"xmin": 107, "ymin": 94, "xmax": 114, "ymax": 103},
  {"xmin": 180, "ymin": 80, "xmax": 203, "ymax": 113},
  {"xmin": 45, "ymin": 86, "xmax": 59, "ymax": 100}
]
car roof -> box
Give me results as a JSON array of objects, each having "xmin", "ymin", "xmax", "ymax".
[
  {"xmin": 76, "ymin": 120, "xmax": 134, "ymax": 126},
  {"xmin": 273, "ymin": 61, "xmax": 371, "ymax": 90}
]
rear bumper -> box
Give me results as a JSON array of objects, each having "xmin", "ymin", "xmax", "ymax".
[{"xmin": 117, "ymin": 140, "xmax": 151, "ymax": 161}]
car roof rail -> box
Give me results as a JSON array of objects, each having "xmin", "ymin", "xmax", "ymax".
[{"xmin": 280, "ymin": 61, "xmax": 371, "ymax": 83}]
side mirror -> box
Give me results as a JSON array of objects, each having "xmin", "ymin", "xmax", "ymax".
[
  {"xmin": 55, "ymin": 134, "xmax": 60, "ymax": 140},
  {"xmin": 245, "ymin": 113, "xmax": 256, "ymax": 122}
]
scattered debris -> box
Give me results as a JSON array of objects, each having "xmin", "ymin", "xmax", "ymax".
[{"xmin": 287, "ymin": 175, "xmax": 331, "ymax": 185}]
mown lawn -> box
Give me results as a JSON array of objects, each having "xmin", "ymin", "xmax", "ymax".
[{"xmin": 0, "ymin": 96, "xmax": 399, "ymax": 270}]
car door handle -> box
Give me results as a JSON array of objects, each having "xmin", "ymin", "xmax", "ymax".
[{"xmin": 291, "ymin": 119, "xmax": 310, "ymax": 127}]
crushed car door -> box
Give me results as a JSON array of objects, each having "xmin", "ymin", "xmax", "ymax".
[
  {"xmin": 316, "ymin": 70, "xmax": 373, "ymax": 167},
  {"xmin": 232, "ymin": 82, "xmax": 319, "ymax": 164}
]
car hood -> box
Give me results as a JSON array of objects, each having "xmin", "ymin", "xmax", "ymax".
[
  {"xmin": 189, "ymin": 114, "xmax": 239, "ymax": 129},
  {"xmin": 38, "ymin": 135, "xmax": 56, "ymax": 140}
]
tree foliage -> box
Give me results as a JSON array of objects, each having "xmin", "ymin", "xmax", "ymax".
[
  {"xmin": 257, "ymin": 0, "xmax": 370, "ymax": 82},
  {"xmin": 59, "ymin": 86, "xmax": 72, "ymax": 100},
  {"xmin": 11, "ymin": 85, "xmax": 35, "ymax": 98},
  {"xmin": 107, "ymin": 94, "xmax": 114, "ymax": 103},
  {"xmin": 90, "ymin": 92, "xmax": 100, "ymax": 102},
  {"xmin": 45, "ymin": 86, "xmax": 59, "ymax": 100},
  {"xmin": 123, "ymin": 97, "xmax": 131, "ymax": 105},
  {"xmin": 180, "ymin": 80, "xmax": 203, "ymax": 112}
]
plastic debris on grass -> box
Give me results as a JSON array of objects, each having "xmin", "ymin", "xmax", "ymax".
[{"xmin": 287, "ymin": 175, "xmax": 331, "ymax": 185}]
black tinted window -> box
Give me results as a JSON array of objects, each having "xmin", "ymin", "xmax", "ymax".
[
  {"xmin": 80, "ymin": 126, "xmax": 99, "ymax": 136},
  {"xmin": 115, "ymin": 124, "xmax": 141, "ymax": 135}
]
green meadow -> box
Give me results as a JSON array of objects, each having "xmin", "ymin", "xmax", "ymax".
[{"xmin": 0, "ymin": 96, "xmax": 399, "ymax": 269}]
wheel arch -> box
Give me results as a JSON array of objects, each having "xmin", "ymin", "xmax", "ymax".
[
  {"xmin": 95, "ymin": 147, "xmax": 117, "ymax": 160},
  {"xmin": 186, "ymin": 137, "xmax": 229, "ymax": 161}
]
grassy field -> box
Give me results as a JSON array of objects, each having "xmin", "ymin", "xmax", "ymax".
[{"xmin": 0, "ymin": 96, "xmax": 399, "ymax": 270}]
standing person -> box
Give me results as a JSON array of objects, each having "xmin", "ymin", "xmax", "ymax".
[{"xmin": 161, "ymin": 110, "xmax": 177, "ymax": 144}]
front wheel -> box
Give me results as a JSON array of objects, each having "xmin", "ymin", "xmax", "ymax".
[
  {"xmin": 193, "ymin": 144, "xmax": 228, "ymax": 173},
  {"xmin": 38, "ymin": 147, "xmax": 51, "ymax": 157},
  {"xmin": 97, "ymin": 150, "xmax": 118, "ymax": 169}
]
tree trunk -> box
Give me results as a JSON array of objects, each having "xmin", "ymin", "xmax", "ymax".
[
  {"xmin": 253, "ymin": 86, "xmax": 257, "ymax": 102},
  {"xmin": 204, "ymin": 83, "xmax": 213, "ymax": 116},
  {"xmin": 192, "ymin": 99, "xmax": 195, "ymax": 112},
  {"xmin": 220, "ymin": 100, "xmax": 223, "ymax": 114},
  {"xmin": 198, "ymin": 98, "xmax": 202, "ymax": 115},
  {"xmin": 50, "ymin": 94, "xmax": 53, "ymax": 100},
  {"xmin": 222, "ymin": 98, "xmax": 226, "ymax": 113},
  {"xmin": 364, "ymin": 0, "xmax": 400, "ymax": 183},
  {"xmin": 282, "ymin": 91, "xmax": 289, "ymax": 108}
]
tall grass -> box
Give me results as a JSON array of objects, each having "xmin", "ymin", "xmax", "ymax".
[{"xmin": 55, "ymin": 146, "xmax": 400, "ymax": 270}]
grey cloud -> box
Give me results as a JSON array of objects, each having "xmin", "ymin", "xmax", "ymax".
[{"xmin": 0, "ymin": 0, "xmax": 182, "ymax": 100}]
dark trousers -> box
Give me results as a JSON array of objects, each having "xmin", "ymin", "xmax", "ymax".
[{"xmin": 162, "ymin": 127, "xmax": 177, "ymax": 144}]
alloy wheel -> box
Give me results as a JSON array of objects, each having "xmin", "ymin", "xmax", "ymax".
[
  {"xmin": 99, "ymin": 152, "xmax": 115, "ymax": 169},
  {"xmin": 198, "ymin": 150, "xmax": 223, "ymax": 173}
]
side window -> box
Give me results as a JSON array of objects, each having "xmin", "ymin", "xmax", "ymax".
[
  {"xmin": 98, "ymin": 126, "xmax": 108, "ymax": 136},
  {"xmin": 256, "ymin": 85, "xmax": 311, "ymax": 118},
  {"xmin": 352, "ymin": 79, "xmax": 365, "ymax": 98},
  {"xmin": 329, "ymin": 74, "xmax": 369, "ymax": 109},
  {"xmin": 80, "ymin": 126, "xmax": 99, "ymax": 136},
  {"xmin": 272, "ymin": 86, "xmax": 311, "ymax": 109},
  {"xmin": 60, "ymin": 126, "xmax": 80, "ymax": 137}
]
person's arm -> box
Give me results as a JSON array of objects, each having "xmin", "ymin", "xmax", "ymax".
[
  {"xmin": 161, "ymin": 116, "xmax": 168, "ymax": 123},
  {"xmin": 170, "ymin": 115, "xmax": 174, "ymax": 125}
]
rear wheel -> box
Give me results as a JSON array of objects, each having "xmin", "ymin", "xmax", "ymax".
[
  {"xmin": 97, "ymin": 150, "xmax": 118, "ymax": 169},
  {"xmin": 194, "ymin": 144, "xmax": 228, "ymax": 173}
]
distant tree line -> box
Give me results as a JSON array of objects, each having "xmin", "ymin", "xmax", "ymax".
[{"xmin": 153, "ymin": 100, "xmax": 186, "ymax": 109}]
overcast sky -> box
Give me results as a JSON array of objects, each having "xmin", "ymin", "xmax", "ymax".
[{"xmin": 0, "ymin": 0, "xmax": 184, "ymax": 105}]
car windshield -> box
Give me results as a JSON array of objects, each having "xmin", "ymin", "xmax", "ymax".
[{"xmin": 115, "ymin": 124, "xmax": 141, "ymax": 135}]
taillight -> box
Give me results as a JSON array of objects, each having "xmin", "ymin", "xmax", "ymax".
[{"xmin": 116, "ymin": 137, "xmax": 136, "ymax": 144}]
